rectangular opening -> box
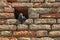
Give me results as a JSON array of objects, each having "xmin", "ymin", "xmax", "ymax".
[{"xmin": 14, "ymin": 7, "xmax": 28, "ymax": 19}]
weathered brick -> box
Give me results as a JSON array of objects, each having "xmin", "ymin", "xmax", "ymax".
[
  {"xmin": 34, "ymin": 19, "xmax": 56, "ymax": 24},
  {"xmin": 57, "ymin": 19, "xmax": 60, "ymax": 23},
  {"xmin": 11, "ymin": 3, "xmax": 33, "ymax": 7},
  {"xmin": 6, "ymin": 19, "xmax": 17, "ymax": 25},
  {"xmin": 0, "ymin": 2, "xmax": 8, "ymax": 7},
  {"xmin": 32, "ymin": 37, "xmax": 54, "ymax": 40},
  {"xmin": 17, "ymin": 24, "xmax": 28, "ymax": 30},
  {"xmin": 40, "ymin": 14, "xmax": 60, "ymax": 18},
  {"xmin": 9, "ymin": 37, "xmax": 17, "ymax": 40},
  {"xmin": 49, "ymin": 31, "xmax": 60, "ymax": 37},
  {"xmin": 0, "ymin": 37, "xmax": 9, "ymax": 40},
  {"xmin": 4, "ymin": 7, "xmax": 14, "ymax": 12},
  {"xmin": 42, "ymin": 3, "xmax": 53, "ymax": 8},
  {"xmin": 18, "ymin": 37, "xmax": 31, "ymax": 40},
  {"xmin": 0, "ymin": 7, "xmax": 4, "ymax": 12},
  {"xmin": 42, "ymin": 3, "xmax": 60, "ymax": 8},
  {"xmin": 1, "ymin": 31, "xmax": 12, "ymax": 36},
  {"xmin": 13, "ymin": 31, "xmax": 35, "ymax": 37},
  {"xmin": 33, "ymin": 3, "xmax": 42, "ymax": 8},
  {"xmin": 29, "ymin": 8, "xmax": 57, "ymax": 14},
  {"xmin": 31, "ymin": 0, "xmax": 44, "ymax": 3},
  {"xmin": 29, "ymin": 24, "xmax": 51, "ymax": 30},
  {"xmin": 0, "ymin": 25, "xmax": 16, "ymax": 30},
  {"xmin": 32, "ymin": 38, "xmax": 40, "ymax": 40},
  {"xmin": 55, "ymin": 0, "xmax": 60, "ymax": 2},
  {"xmin": 46, "ymin": 0, "xmax": 55, "ymax": 3},
  {"xmin": 0, "ymin": 19, "xmax": 5, "ymax": 24},
  {"xmin": 40, "ymin": 37, "xmax": 54, "ymax": 40},
  {"xmin": 25, "ymin": 19, "xmax": 33, "ymax": 24},
  {"xmin": 17, "ymin": 0, "xmax": 29, "ymax": 2},
  {"xmin": 0, "ymin": 13, "xmax": 15, "ymax": 18},
  {"xmin": 0, "ymin": 37, "xmax": 17, "ymax": 40},
  {"xmin": 52, "ymin": 24, "xmax": 60, "ymax": 30},
  {"xmin": 29, "ymin": 12, "xmax": 39, "ymax": 18},
  {"xmin": 36, "ymin": 30, "xmax": 48, "ymax": 37},
  {"xmin": 57, "ymin": 7, "xmax": 60, "ymax": 13},
  {"xmin": 0, "ymin": 0, "xmax": 7, "ymax": 2},
  {"xmin": 29, "ymin": 8, "xmax": 51, "ymax": 13},
  {"xmin": 54, "ymin": 37, "xmax": 60, "ymax": 40}
]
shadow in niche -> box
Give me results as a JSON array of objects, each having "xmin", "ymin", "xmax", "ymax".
[
  {"xmin": 14, "ymin": 7, "xmax": 28, "ymax": 19},
  {"xmin": 7, "ymin": 0, "xmax": 16, "ymax": 3}
]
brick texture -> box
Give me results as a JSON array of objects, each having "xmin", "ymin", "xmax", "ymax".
[
  {"xmin": 0, "ymin": 0, "xmax": 60, "ymax": 40},
  {"xmin": 36, "ymin": 30, "xmax": 48, "ymax": 37},
  {"xmin": 49, "ymin": 31, "xmax": 60, "ymax": 37},
  {"xmin": 13, "ymin": 31, "xmax": 35, "ymax": 37},
  {"xmin": 34, "ymin": 18, "xmax": 56, "ymax": 24},
  {"xmin": 29, "ymin": 24, "xmax": 51, "ymax": 30},
  {"xmin": 0, "ymin": 13, "xmax": 15, "ymax": 18},
  {"xmin": 0, "ymin": 25, "xmax": 16, "ymax": 30}
]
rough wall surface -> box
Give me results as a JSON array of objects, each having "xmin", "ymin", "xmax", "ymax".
[{"xmin": 0, "ymin": 0, "xmax": 60, "ymax": 40}]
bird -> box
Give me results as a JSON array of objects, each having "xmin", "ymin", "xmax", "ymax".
[{"xmin": 18, "ymin": 13, "xmax": 27, "ymax": 24}]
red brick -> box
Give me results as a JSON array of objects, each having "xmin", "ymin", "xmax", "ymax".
[
  {"xmin": 40, "ymin": 14, "xmax": 60, "ymax": 18},
  {"xmin": 0, "ymin": 37, "xmax": 17, "ymax": 40},
  {"xmin": 1, "ymin": 37, "xmax": 9, "ymax": 40},
  {"xmin": 0, "ymin": 13, "xmax": 14, "ymax": 18},
  {"xmin": 4, "ymin": 7, "xmax": 14, "ymax": 12},
  {"xmin": 13, "ymin": 31, "xmax": 35, "ymax": 37},
  {"xmin": 49, "ymin": 31, "xmax": 60, "ymax": 37},
  {"xmin": 0, "ymin": 19, "xmax": 5, "ymax": 24},
  {"xmin": 9, "ymin": 37, "xmax": 17, "ymax": 40}
]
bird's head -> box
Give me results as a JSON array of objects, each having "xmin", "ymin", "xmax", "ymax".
[{"xmin": 20, "ymin": 13, "xmax": 23, "ymax": 16}]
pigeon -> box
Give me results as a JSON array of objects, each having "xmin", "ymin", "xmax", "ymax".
[{"xmin": 18, "ymin": 13, "xmax": 27, "ymax": 23}]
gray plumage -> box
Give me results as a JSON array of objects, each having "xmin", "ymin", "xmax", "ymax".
[{"xmin": 18, "ymin": 13, "xmax": 27, "ymax": 21}]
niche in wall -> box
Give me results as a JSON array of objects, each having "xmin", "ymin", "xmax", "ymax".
[{"xmin": 14, "ymin": 7, "xmax": 28, "ymax": 19}]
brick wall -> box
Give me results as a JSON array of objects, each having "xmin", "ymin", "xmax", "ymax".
[{"xmin": 0, "ymin": 0, "xmax": 60, "ymax": 40}]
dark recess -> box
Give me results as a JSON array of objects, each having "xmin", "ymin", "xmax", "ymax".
[
  {"xmin": 7, "ymin": 0, "xmax": 16, "ymax": 3},
  {"xmin": 14, "ymin": 7, "xmax": 28, "ymax": 19}
]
